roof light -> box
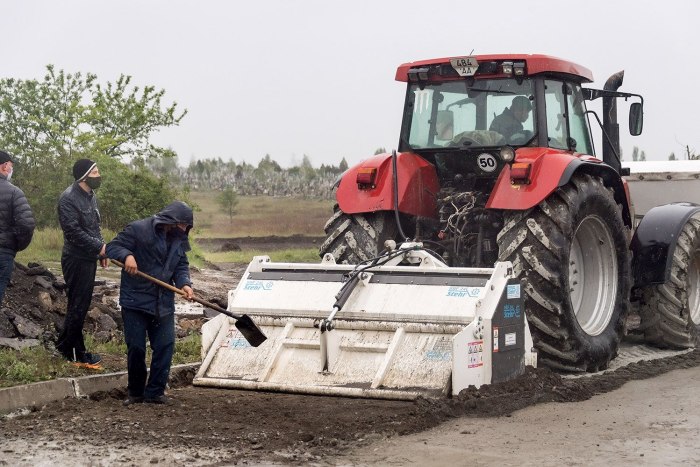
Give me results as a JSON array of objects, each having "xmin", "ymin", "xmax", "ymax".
[
  {"xmin": 408, "ymin": 67, "xmax": 430, "ymax": 82},
  {"xmin": 513, "ymin": 62, "xmax": 526, "ymax": 76},
  {"xmin": 510, "ymin": 162, "xmax": 531, "ymax": 184},
  {"xmin": 501, "ymin": 61, "xmax": 514, "ymax": 75},
  {"xmin": 356, "ymin": 167, "xmax": 378, "ymax": 188}
]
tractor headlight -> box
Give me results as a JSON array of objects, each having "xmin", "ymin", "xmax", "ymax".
[{"xmin": 500, "ymin": 146, "xmax": 516, "ymax": 162}]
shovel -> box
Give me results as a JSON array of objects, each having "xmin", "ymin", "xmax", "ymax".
[{"xmin": 109, "ymin": 259, "xmax": 267, "ymax": 347}]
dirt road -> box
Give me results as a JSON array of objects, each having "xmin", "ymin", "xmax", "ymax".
[
  {"xmin": 342, "ymin": 365, "xmax": 700, "ymax": 466},
  {"xmin": 0, "ymin": 349, "xmax": 699, "ymax": 465}
]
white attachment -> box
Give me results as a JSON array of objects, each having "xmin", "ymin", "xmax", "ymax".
[{"xmin": 195, "ymin": 246, "xmax": 536, "ymax": 400}]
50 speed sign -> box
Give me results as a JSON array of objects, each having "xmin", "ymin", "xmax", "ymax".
[{"xmin": 476, "ymin": 153, "xmax": 498, "ymax": 173}]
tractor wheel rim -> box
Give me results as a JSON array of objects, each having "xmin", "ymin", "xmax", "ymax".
[
  {"xmin": 689, "ymin": 248, "xmax": 700, "ymax": 325},
  {"xmin": 569, "ymin": 215, "xmax": 618, "ymax": 336}
]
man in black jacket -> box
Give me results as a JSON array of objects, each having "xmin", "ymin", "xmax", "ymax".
[
  {"xmin": 489, "ymin": 95, "xmax": 533, "ymax": 142},
  {"xmin": 0, "ymin": 150, "xmax": 35, "ymax": 307},
  {"xmin": 56, "ymin": 159, "xmax": 107, "ymax": 367},
  {"xmin": 107, "ymin": 201, "xmax": 194, "ymax": 405}
]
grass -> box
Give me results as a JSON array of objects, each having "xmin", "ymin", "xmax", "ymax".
[
  {"xmin": 189, "ymin": 193, "xmax": 334, "ymax": 238},
  {"xmin": 0, "ymin": 333, "xmax": 202, "ymax": 388},
  {"xmin": 204, "ymin": 247, "xmax": 321, "ymax": 264},
  {"xmin": 15, "ymin": 192, "xmax": 333, "ymax": 266}
]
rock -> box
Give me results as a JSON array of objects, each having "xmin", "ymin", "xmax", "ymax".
[
  {"xmin": 0, "ymin": 337, "xmax": 41, "ymax": 350},
  {"xmin": 96, "ymin": 313, "xmax": 118, "ymax": 333},
  {"xmin": 93, "ymin": 331, "xmax": 112, "ymax": 343},
  {"xmin": 34, "ymin": 276, "xmax": 54, "ymax": 290},
  {"xmin": 37, "ymin": 291, "xmax": 53, "ymax": 312},
  {"xmin": 0, "ymin": 312, "xmax": 17, "ymax": 338},
  {"xmin": 10, "ymin": 313, "xmax": 42, "ymax": 339},
  {"xmin": 88, "ymin": 308, "xmax": 102, "ymax": 321},
  {"xmin": 52, "ymin": 280, "xmax": 67, "ymax": 291},
  {"xmin": 25, "ymin": 266, "xmax": 57, "ymax": 281}
]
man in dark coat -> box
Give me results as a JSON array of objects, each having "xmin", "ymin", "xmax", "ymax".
[
  {"xmin": 0, "ymin": 150, "xmax": 35, "ymax": 307},
  {"xmin": 489, "ymin": 95, "xmax": 533, "ymax": 141},
  {"xmin": 56, "ymin": 159, "xmax": 106, "ymax": 367},
  {"xmin": 106, "ymin": 201, "xmax": 194, "ymax": 405}
]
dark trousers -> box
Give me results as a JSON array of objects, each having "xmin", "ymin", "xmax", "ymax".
[
  {"xmin": 56, "ymin": 254, "xmax": 97, "ymax": 359},
  {"xmin": 122, "ymin": 307, "xmax": 175, "ymax": 399},
  {"xmin": 0, "ymin": 252, "xmax": 14, "ymax": 307}
]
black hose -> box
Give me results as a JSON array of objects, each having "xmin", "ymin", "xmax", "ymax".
[{"xmin": 391, "ymin": 149, "xmax": 409, "ymax": 242}]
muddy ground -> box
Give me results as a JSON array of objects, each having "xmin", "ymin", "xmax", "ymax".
[{"xmin": 1, "ymin": 238, "xmax": 700, "ymax": 465}]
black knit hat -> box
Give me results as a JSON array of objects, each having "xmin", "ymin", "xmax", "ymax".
[
  {"xmin": 73, "ymin": 159, "xmax": 97, "ymax": 181},
  {"xmin": 0, "ymin": 150, "xmax": 13, "ymax": 164}
]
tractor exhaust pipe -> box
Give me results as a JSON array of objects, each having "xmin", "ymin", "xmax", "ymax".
[{"xmin": 603, "ymin": 70, "xmax": 624, "ymax": 173}]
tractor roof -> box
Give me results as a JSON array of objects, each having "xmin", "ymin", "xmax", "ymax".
[{"xmin": 395, "ymin": 54, "xmax": 594, "ymax": 83}]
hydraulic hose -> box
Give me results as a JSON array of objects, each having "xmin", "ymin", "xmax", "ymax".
[{"xmin": 391, "ymin": 149, "xmax": 409, "ymax": 242}]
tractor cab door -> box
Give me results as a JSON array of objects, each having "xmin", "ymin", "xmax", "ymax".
[{"xmin": 543, "ymin": 80, "xmax": 594, "ymax": 155}]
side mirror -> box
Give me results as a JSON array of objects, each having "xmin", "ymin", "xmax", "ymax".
[{"xmin": 629, "ymin": 102, "xmax": 643, "ymax": 136}]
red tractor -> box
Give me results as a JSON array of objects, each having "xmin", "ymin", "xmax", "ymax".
[{"xmin": 320, "ymin": 54, "xmax": 700, "ymax": 372}]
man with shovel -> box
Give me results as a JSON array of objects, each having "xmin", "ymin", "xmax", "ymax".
[{"xmin": 106, "ymin": 200, "xmax": 195, "ymax": 406}]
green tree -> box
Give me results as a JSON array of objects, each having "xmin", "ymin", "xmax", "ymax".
[
  {"xmin": 374, "ymin": 147, "xmax": 387, "ymax": 155},
  {"xmin": 217, "ymin": 186, "xmax": 239, "ymax": 223},
  {"xmin": 339, "ymin": 157, "xmax": 349, "ymax": 172},
  {"xmin": 0, "ymin": 65, "xmax": 186, "ymax": 227},
  {"xmin": 669, "ymin": 152, "xmax": 676, "ymax": 161}
]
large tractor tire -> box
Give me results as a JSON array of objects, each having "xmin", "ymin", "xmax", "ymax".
[
  {"xmin": 497, "ymin": 174, "xmax": 631, "ymax": 371},
  {"xmin": 319, "ymin": 205, "xmax": 398, "ymax": 264},
  {"xmin": 639, "ymin": 213, "xmax": 700, "ymax": 348}
]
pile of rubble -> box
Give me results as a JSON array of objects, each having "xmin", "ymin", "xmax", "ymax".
[{"xmin": 0, "ymin": 261, "xmax": 205, "ymax": 350}]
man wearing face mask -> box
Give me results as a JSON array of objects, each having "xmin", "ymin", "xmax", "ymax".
[
  {"xmin": 56, "ymin": 158, "xmax": 107, "ymax": 367},
  {"xmin": 106, "ymin": 201, "xmax": 194, "ymax": 405},
  {"xmin": 0, "ymin": 150, "xmax": 35, "ymax": 307}
]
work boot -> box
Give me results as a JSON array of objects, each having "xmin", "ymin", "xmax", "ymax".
[
  {"xmin": 72, "ymin": 352, "xmax": 102, "ymax": 369},
  {"xmin": 81, "ymin": 352, "xmax": 102, "ymax": 365},
  {"xmin": 144, "ymin": 395, "xmax": 171, "ymax": 405},
  {"xmin": 123, "ymin": 395, "xmax": 144, "ymax": 406}
]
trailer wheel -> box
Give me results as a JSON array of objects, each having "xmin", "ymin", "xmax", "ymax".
[
  {"xmin": 497, "ymin": 174, "xmax": 631, "ymax": 371},
  {"xmin": 319, "ymin": 206, "xmax": 398, "ymax": 264},
  {"xmin": 639, "ymin": 213, "xmax": 700, "ymax": 348}
]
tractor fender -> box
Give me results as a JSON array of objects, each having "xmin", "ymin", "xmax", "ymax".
[
  {"xmin": 486, "ymin": 149, "xmax": 632, "ymax": 226},
  {"xmin": 631, "ymin": 202, "xmax": 700, "ymax": 287},
  {"xmin": 336, "ymin": 152, "xmax": 439, "ymax": 218}
]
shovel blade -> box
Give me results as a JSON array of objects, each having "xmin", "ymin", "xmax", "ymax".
[{"xmin": 234, "ymin": 314, "xmax": 267, "ymax": 347}]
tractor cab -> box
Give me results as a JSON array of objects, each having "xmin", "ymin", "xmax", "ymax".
[{"xmin": 396, "ymin": 54, "xmax": 642, "ymax": 181}]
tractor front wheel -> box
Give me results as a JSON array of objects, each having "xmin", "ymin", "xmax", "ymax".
[{"xmin": 319, "ymin": 206, "xmax": 399, "ymax": 264}]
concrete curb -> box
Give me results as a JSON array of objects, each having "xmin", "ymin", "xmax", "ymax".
[{"xmin": 0, "ymin": 362, "xmax": 200, "ymax": 414}]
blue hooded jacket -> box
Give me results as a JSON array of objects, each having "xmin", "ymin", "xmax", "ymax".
[{"xmin": 106, "ymin": 201, "xmax": 193, "ymax": 317}]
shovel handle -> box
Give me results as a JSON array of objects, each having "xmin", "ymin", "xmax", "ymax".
[{"xmin": 109, "ymin": 258, "xmax": 241, "ymax": 319}]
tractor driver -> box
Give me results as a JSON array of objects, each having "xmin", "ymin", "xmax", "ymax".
[{"xmin": 489, "ymin": 96, "xmax": 533, "ymax": 142}]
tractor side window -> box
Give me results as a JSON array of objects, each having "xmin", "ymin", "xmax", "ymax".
[
  {"xmin": 545, "ymin": 80, "xmax": 568, "ymax": 149},
  {"xmin": 567, "ymin": 85, "xmax": 593, "ymax": 155}
]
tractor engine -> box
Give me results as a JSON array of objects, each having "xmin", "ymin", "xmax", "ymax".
[{"xmin": 427, "ymin": 185, "xmax": 503, "ymax": 268}]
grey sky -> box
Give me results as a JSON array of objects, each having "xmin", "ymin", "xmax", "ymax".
[{"xmin": 3, "ymin": 1, "xmax": 699, "ymax": 167}]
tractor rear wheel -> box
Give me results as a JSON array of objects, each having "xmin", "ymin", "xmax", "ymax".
[
  {"xmin": 497, "ymin": 174, "xmax": 631, "ymax": 371},
  {"xmin": 639, "ymin": 212, "xmax": 700, "ymax": 348},
  {"xmin": 319, "ymin": 206, "xmax": 398, "ymax": 264}
]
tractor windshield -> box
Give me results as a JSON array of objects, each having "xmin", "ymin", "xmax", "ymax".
[{"xmin": 403, "ymin": 78, "xmax": 535, "ymax": 150}]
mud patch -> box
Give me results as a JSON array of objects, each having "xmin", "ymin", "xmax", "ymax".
[{"xmin": 2, "ymin": 348, "xmax": 699, "ymax": 465}]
